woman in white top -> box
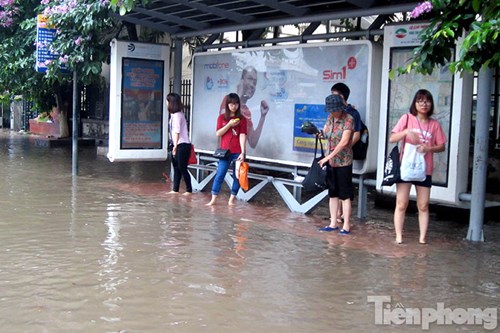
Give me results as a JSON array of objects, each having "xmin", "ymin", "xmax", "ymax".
[{"xmin": 167, "ymin": 93, "xmax": 192, "ymax": 195}]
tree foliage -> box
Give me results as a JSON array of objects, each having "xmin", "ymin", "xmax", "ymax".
[
  {"xmin": 0, "ymin": 0, "xmax": 129, "ymax": 111},
  {"xmin": 398, "ymin": 0, "xmax": 499, "ymax": 75},
  {"xmin": 109, "ymin": 0, "xmax": 150, "ymax": 16},
  {"xmin": 0, "ymin": 0, "xmax": 52, "ymax": 109},
  {"xmin": 40, "ymin": 0, "xmax": 117, "ymax": 85}
]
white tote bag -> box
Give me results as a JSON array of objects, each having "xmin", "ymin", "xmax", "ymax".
[{"xmin": 400, "ymin": 143, "xmax": 426, "ymax": 182}]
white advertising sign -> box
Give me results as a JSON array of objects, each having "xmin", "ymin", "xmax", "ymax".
[
  {"xmin": 389, "ymin": 22, "xmax": 430, "ymax": 47},
  {"xmin": 191, "ymin": 41, "xmax": 382, "ymax": 174},
  {"xmin": 377, "ymin": 23, "xmax": 473, "ymax": 206},
  {"xmin": 108, "ymin": 39, "xmax": 170, "ymax": 162}
]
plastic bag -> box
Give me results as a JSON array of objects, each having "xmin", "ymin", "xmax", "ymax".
[
  {"xmin": 188, "ymin": 144, "xmax": 197, "ymax": 165},
  {"xmin": 400, "ymin": 143, "xmax": 426, "ymax": 182},
  {"xmin": 238, "ymin": 161, "xmax": 249, "ymax": 191}
]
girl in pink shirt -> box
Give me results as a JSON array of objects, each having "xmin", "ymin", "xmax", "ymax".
[
  {"xmin": 167, "ymin": 93, "xmax": 193, "ymax": 195},
  {"xmin": 389, "ymin": 89, "xmax": 447, "ymax": 244}
]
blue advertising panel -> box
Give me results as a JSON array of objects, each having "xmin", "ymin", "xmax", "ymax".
[
  {"xmin": 120, "ymin": 58, "xmax": 164, "ymax": 149},
  {"xmin": 293, "ymin": 104, "xmax": 325, "ymax": 152}
]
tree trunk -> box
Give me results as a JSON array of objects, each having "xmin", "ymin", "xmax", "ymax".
[{"xmin": 54, "ymin": 92, "xmax": 70, "ymax": 138}]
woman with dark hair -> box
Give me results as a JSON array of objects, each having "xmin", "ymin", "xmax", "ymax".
[
  {"xmin": 389, "ymin": 89, "xmax": 447, "ymax": 244},
  {"xmin": 318, "ymin": 94, "xmax": 354, "ymax": 235},
  {"xmin": 207, "ymin": 93, "xmax": 248, "ymax": 206},
  {"xmin": 167, "ymin": 93, "xmax": 192, "ymax": 195}
]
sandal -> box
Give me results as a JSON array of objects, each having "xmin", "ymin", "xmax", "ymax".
[
  {"xmin": 339, "ymin": 229, "xmax": 350, "ymax": 235},
  {"xmin": 319, "ymin": 226, "xmax": 339, "ymax": 232}
]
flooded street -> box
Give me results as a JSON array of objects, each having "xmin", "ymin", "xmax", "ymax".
[{"xmin": 0, "ymin": 129, "xmax": 498, "ymax": 332}]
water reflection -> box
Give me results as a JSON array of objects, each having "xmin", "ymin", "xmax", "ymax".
[
  {"xmin": 0, "ymin": 130, "xmax": 499, "ymax": 332},
  {"xmin": 99, "ymin": 204, "xmax": 126, "ymax": 293}
]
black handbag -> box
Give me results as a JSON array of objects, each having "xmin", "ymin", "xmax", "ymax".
[
  {"xmin": 353, "ymin": 121, "xmax": 369, "ymax": 160},
  {"xmin": 381, "ymin": 114, "xmax": 409, "ymax": 186},
  {"xmin": 213, "ymin": 148, "xmax": 230, "ymax": 160},
  {"xmin": 302, "ymin": 137, "xmax": 328, "ymax": 192},
  {"xmin": 381, "ymin": 145, "xmax": 401, "ymax": 186},
  {"xmin": 301, "ymin": 121, "xmax": 320, "ymax": 135}
]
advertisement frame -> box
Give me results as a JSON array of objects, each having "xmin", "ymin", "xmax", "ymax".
[{"xmin": 108, "ymin": 39, "xmax": 170, "ymax": 162}]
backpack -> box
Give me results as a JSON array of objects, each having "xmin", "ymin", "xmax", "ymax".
[{"xmin": 353, "ymin": 120, "xmax": 368, "ymax": 160}]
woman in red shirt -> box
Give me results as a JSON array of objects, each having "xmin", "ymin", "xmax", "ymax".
[{"xmin": 207, "ymin": 93, "xmax": 248, "ymax": 206}]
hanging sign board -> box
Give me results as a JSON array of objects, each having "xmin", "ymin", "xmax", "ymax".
[{"xmin": 35, "ymin": 15, "xmax": 65, "ymax": 73}]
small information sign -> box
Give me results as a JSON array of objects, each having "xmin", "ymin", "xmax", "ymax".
[{"xmin": 35, "ymin": 15, "xmax": 63, "ymax": 73}]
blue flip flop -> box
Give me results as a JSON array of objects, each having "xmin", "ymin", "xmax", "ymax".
[
  {"xmin": 319, "ymin": 226, "xmax": 339, "ymax": 232},
  {"xmin": 339, "ymin": 229, "xmax": 350, "ymax": 235}
]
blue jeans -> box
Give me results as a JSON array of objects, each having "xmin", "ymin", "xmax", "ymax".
[{"xmin": 211, "ymin": 153, "xmax": 240, "ymax": 196}]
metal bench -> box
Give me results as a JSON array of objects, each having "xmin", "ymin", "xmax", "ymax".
[
  {"xmin": 187, "ymin": 163, "xmax": 273, "ymax": 202},
  {"xmin": 272, "ymin": 177, "xmax": 328, "ymax": 214},
  {"xmin": 185, "ymin": 154, "xmax": 369, "ymax": 217}
]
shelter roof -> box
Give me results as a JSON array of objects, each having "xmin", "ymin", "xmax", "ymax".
[{"xmin": 117, "ymin": 0, "xmax": 419, "ymax": 39}]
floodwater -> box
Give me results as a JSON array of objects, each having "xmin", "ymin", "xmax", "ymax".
[{"xmin": 0, "ymin": 129, "xmax": 498, "ymax": 333}]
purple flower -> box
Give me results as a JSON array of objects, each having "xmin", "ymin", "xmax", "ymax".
[
  {"xmin": 0, "ymin": 0, "xmax": 17, "ymax": 27},
  {"xmin": 0, "ymin": 18, "xmax": 13, "ymax": 27},
  {"xmin": 410, "ymin": 1, "xmax": 433, "ymax": 19},
  {"xmin": 0, "ymin": 0, "xmax": 16, "ymax": 7},
  {"xmin": 75, "ymin": 37, "xmax": 82, "ymax": 46}
]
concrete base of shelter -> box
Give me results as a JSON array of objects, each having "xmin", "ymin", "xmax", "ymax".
[{"xmin": 28, "ymin": 135, "xmax": 96, "ymax": 148}]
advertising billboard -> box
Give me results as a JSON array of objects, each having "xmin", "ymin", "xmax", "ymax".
[
  {"xmin": 191, "ymin": 41, "xmax": 382, "ymax": 174},
  {"xmin": 108, "ymin": 39, "xmax": 170, "ymax": 162},
  {"xmin": 376, "ymin": 23, "xmax": 473, "ymax": 206}
]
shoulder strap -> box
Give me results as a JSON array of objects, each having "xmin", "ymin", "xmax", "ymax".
[
  {"xmin": 314, "ymin": 136, "xmax": 324, "ymax": 157},
  {"xmin": 401, "ymin": 113, "xmax": 410, "ymax": 152}
]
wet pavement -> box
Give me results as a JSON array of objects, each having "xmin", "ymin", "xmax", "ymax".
[{"xmin": 0, "ymin": 129, "xmax": 498, "ymax": 332}]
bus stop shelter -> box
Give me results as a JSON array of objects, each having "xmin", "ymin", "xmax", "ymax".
[{"xmin": 110, "ymin": 0, "xmax": 494, "ymax": 242}]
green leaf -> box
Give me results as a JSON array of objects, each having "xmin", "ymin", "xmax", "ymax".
[
  {"xmin": 389, "ymin": 69, "xmax": 395, "ymax": 80},
  {"xmin": 472, "ymin": 0, "xmax": 481, "ymax": 12}
]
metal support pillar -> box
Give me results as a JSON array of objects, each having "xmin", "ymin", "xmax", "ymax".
[
  {"xmin": 172, "ymin": 38, "xmax": 183, "ymax": 94},
  {"xmin": 72, "ymin": 70, "xmax": 78, "ymax": 176},
  {"xmin": 357, "ymin": 174, "xmax": 367, "ymax": 220},
  {"xmin": 467, "ymin": 67, "xmax": 492, "ymax": 241}
]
